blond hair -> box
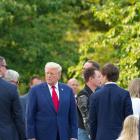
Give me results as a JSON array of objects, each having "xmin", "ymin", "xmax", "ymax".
[
  {"xmin": 128, "ymin": 78, "xmax": 140, "ymax": 98},
  {"xmin": 45, "ymin": 62, "xmax": 62, "ymax": 73},
  {"xmin": 117, "ymin": 115, "xmax": 139, "ymax": 140}
]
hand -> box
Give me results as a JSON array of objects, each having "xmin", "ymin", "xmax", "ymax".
[{"xmin": 70, "ymin": 138, "xmax": 77, "ymax": 140}]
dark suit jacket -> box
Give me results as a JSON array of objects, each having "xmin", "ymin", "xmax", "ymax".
[
  {"xmin": 89, "ymin": 83, "xmax": 133, "ymax": 140},
  {"xmin": 20, "ymin": 93, "xmax": 28, "ymax": 121},
  {"xmin": 26, "ymin": 82, "xmax": 78, "ymax": 140},
  {"xmin": 0, "ymin": 78, "xmax": 25, "ymax": 140}
]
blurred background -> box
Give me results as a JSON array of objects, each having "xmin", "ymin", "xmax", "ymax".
[{"xmin": 0, "ymin": 0, "xmax": 140, "ymax": 94}]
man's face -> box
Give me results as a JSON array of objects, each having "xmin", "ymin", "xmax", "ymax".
[
  {"xmin": 45, "ymin": 67, "xmax": 61, "ymax": 86},
  {"xmin": 30, "ymin": 78, "xmax": 42, "ymax": 88},
  {"xmin": 100, "ymin": 75, "xmax": 107, "ymax": 85},
  {"xmin": 92, "ymin": 70, "xmax": 102, "ymax": 87},
  {"xmin": 67, "ymin": 79, "xmax": 79, "ymax": 94},
  {"xmin": 0, "ymin": 65, "xmax": 7, "ymax": 77}
]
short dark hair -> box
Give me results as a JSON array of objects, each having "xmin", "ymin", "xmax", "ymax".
[
  {"xmin": 101, "ymin": 63, "xmax": 119, "ymax": 82},
  {"xmin": 83, "ymin": 67, "xmax": 97, "ymax": 82},
  {"xmin": 86, "ymin": 60, "xmax": 100, "ymax": 70}
]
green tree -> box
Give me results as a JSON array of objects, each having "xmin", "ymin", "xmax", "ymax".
[
  {"xmin": 0, "ymin": 0, "xmax": 81, "ymax": 93},
  {"xmin": 69, "ymin": 0, "xmax": 140, "ymax": 88}
]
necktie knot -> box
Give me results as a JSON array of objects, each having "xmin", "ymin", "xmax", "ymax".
[{"xmin": 52, "ymin": 85, "xmax": 55, "ymax": 89}]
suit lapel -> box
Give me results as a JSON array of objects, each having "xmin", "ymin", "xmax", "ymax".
[
  {"xmin": 43, "ymin": 83, "xmax": 56, "ymax": 113},
  {"xmin": 43, "ymin": 83, "xmax": 65, "ymax": 113},
  {"xmin": 58, "ymin": 83, "xmax": 64, "ymax": 113}
]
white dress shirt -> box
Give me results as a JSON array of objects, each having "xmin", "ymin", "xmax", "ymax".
[
  {"xmin": 48, "ymin": 82, "xmax": 59, "ymax": 99},
  {"xmin": 105, "ymin": 82, "xmax": 117, "ymax": 85},
  {"xmin": 131, "ymin": 97, "xmax": 140, "ymax": 118}
]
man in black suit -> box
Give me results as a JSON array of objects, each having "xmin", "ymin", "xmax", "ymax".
[
  {"xmin": 0, "ymin": 57, "xmax": 25, "ymax": 140},
  {"xmin": 89, "ymin": 63, "xmax": 133, "ymax": 140}
]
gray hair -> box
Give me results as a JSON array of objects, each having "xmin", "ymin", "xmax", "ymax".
[
  {"xmin": 4, "ymin": 69, "xmax": 19, "ymax": 82},
  {"xmin": 45, "ymin": 62, "xmax": 62, "ymax": 73}
]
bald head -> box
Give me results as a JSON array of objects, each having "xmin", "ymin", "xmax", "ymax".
[{"xmin": 67, "ymin": 78, "xmax": 79, "ymax": 95}]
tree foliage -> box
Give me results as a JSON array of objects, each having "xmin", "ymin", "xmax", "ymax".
[
  {"xmin": 69, "ymin": 0, "xmax": 140, "ymax": 88},
  {"xmin": 0, "ymin": 0, "xmax": 140, "ymax": 92},
  {"xmin": 0, "ymin": 0, "xmax": 80, "ymax": 93}
]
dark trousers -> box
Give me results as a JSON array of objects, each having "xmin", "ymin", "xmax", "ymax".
[{"xmin": 57, "ymin": 130, "xmax": 60, "ymax": 140}]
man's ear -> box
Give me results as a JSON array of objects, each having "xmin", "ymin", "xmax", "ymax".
[
  {"xmin": 58, "ymin": 72, "xmax": 61, "ymax": 80},
  {"xmin": 89, "ymin": 76, "xmax": 93, "ymax": 81},
  {"xmin": 102, "ymin": 75, "xmax": 107, "ymax": 83}
]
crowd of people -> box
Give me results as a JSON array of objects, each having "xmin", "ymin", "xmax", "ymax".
[{"xmin": 0, "ymin": 55, "xmax": 139, "ymax": 140}]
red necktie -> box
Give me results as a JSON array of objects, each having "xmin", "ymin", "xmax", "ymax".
[{"xmin": 51, "ymin": 86, "xmax": 59, "ymax": 112}]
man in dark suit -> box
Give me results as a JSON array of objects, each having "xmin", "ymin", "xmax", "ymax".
[
  {"xmin": 0, "ymin": 59, "xmax": 25, "ymax": 140},
  {"xmin": 20, "ymin": 75, "xmax": 42, "ymax": 121},
  {"xmin": 89, "ymin": 63, "xmax": 133, "ymax": 140},
  {"xmin": 26, "ymin": 62, "xmax": 78, "ymax": 140}
]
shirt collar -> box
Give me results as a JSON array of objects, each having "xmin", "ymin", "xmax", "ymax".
[
  {"xmin": 105, "ymin": 82, "xmax": 117, "ymax": 85},
  {"xmin": 48, "ymin": 82, "xmax": 59, "ymax": 90}
]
